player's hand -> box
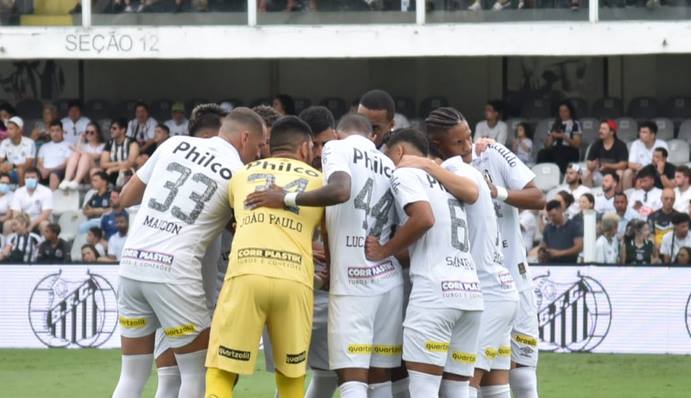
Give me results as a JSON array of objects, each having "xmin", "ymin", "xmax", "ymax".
[
  {"xmin": 474, "ymin": 138, "xmax": 496, "ymax": 155},
  {"xmin": 244, "ymin": 183, "xmax": 287, "ymax": 210},
  {"xmin": 397, "ymin": 155, "xmax": 435, "ymax": 171},
  {"xmin": 365, "ymin": 235, "xmax": 388, "ymax": 262}
]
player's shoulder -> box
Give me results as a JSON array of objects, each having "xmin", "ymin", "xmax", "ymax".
[{"xmin": 486, "ymin": 143, "xmax": 521, "ymax": 166}]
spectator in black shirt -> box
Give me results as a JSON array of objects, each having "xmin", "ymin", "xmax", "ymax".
[
  {"xmin": 652, "ymin": 147, "xmax": 676, "ymax": 189},
  {"xmin": 79, "ymin": 171, "xmax": 112, "ymax": 234},
  {"xmin": 538, "ymin": 199, "xmax": 584, "ymax": 263},
  {"xmin": 536, "ymin": 101, "xmax": 582, "ymax": 174},
  {"xmin": 622, "ymin": 219, "xmax": 658, "ymax": 264},
  {"xmin": 136, "ymin": 124, "xmax": 170, "ymax": 169},
  {"xmin": 1, "ymin": 212, "xmax": 40, "ymax": 263},
  {"xmin": 36, "ymin": 223, "xmax": 70, "ymax": 263},
  {"xmin": 101, "ymin": 118, "xmax": 139, "ymax": 186},
  {"xmin": 584, "ymin": 120, "xmax": 629, "ymax": 187}
]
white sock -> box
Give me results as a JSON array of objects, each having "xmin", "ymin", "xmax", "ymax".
[
  {"xmin": 155, "ymin": 366, "xmax": 181, "ymax": 398},
  {"xmin": 510, "ymin": 367, "xmax": 538, "ymax": 398},
  {"xmin": 480, "ymin": 384, "xmax": 511, "ymax": 398},
  {"xmin": 440, "ymin": 379, "xmax": 469, "ymax": 398},
  {"xmin": 339, "ymin": 381, "xmax": 369, "ymax": 398},
  {"xmin": 392, "ymin": 378, "xmax": 410, "ymax": 398},
  {"xmin": 407, "ymin": 370, "xmax": 441, "ymax": 398},
  {"xmin": 305, "ymin": 369, "xmax": 338, "ymax": 398},
  {"xmin": 369, "ymin": 381, "xmax": 392, "ymax": 398},
  {"xmin": 112, "ymin": 354, "xmax": 153, "ymax": 398},
  {"xmin": 174, "ymin": 350, "xmax": 207, "ymax": 398},
  {"xmin": 469, "ymin": 385, "xmax": 479, "ymax": 398}
]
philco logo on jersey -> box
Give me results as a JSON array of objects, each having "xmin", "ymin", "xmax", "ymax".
[
  {"xmin": 246, "ymin": 159, "xmax": 320, "ymax": 177},
  {"xmin": 172, "ymin": 141, "xmax": 233, "ymax": 180},
  {"xmin": 426, "ymin": 174, "xmax": 448, "ymax": 193},
  {"xmin": 347, "ymin": 260, "xmax": 395, "ymax": 279},
  {"xmin": 286, "ymin": 351, "xmax": 307, "ymax": 364},
  {"xmin": 219, "ymin": 346, "xmax": 251, "ymax": 361},
  {"xmin": 490, "ymin": 144, "xmax": 518, "ymax": 167},
  {"xmin": 441, "ymin": 281, "xmax": 481, "ymax": 292},
  {"xmin": 353, "ymin": 148, "xmax": 393, "ymax": 177}
]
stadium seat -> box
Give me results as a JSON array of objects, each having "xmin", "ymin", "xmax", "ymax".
[
  {"xmin": 186, "ymin": 98, "xmax": 210, "ymax": 113},
  {"xmin": 84, "ymin": 99, "xmax": 112, "ymax": 120},
  {"xmin": 627, "ymin": 96, "xmax": 659, "ymax": 120},
  {"xmin": 15, "ymin": 99, "xmax": 43, "ymax": 119},
  {"xmin": 521, "ymin": 98, "xmax": 551, "ymax": 120},
  {"xmin": 653, "ymin": 117, "xmax": 675, "ymax": 141},
  {"xmin": 58, "ymin": 211, "xmax": 85, "ymax": 242},
  {"xmin": 592, "ymin": 97, "xmax": 623, "ymax": 119},
  {"xmin": 394, "ymin": 96, "xmax": 416, "ymax": 119},
  {"xmin": 292, "ymin": 98, "xmax": 311, "ymax": 115},
  {"xmin": 579, "ymin": 117, "xmax": 599, "ymax": 148},
  {"xmin": 418, "ymin": 96, "xmax": 449, "ymax": 119},
  {"xmin": 319, "ymin": 97, "xmax": 348, "ymax": 120},
  {"xmin": 615, "ymin": 117, "xmax": 638, "ymax": 142},
  {"xmin": 71, "ymin": 232, "xmax": 88, "ymax": 261},
  {"xmin": 667, "ymin": 139, "xmax": 690, "ymax": 165},
  {"xmin": 531, "ymin": 163, "xmax": 561, "ymax": 192},
  {"xmin": 250, "ymin": 98, "xmax": 272, "ymax": 108},
  {"xmin": 533, "ymin": 118, "xmax": 554, "ymax": 150},
  {"xmin": 678, "ymin": 119, "xmax": 691, "ymax": 142},
  {"xmin": 113, "ymin": 99, "xmax": 138, "ymax": 119},
  {"xmin": 663, "ymin": 96, "xmax": 691, "ymax": 121},
  {"xmin": 53, "ymin": 190, "xmax": 80, "ymax": 217},
  {"xmin": 151, "ymin": 98, "xmax": 174, "ymax": 121},
  {"xmin": 564, "ymin": 98, "xmax": 588, "ymax": 119}
]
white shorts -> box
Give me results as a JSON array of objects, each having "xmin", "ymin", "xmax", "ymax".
[
  {"xmin": 402, "ymin": 305, "xmax": 481, "ymax": 377},
  {"xmin": 118, "ymin": 276, "xmax": 211, "ymax": 349},
  {"xmin": 328, "ymin": 285, "xmax": 404, "ymax": 370},
  {"xmin": 511, "ymin": 289, "xmax": 539, "ymax": 367},
  {"xmin": 476, "ymin": 300, "xmax": 517, "ymax": 371},
  {"xmin": 154, "ymin": 329, "xmax": 171, "ymax": 359}
]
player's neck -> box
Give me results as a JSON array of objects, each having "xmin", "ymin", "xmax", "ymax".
[{"xmin": 270, "ymin": 152, "xmax": 300, "ymax": 161}]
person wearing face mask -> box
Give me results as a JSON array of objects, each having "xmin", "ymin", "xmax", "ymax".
[
  {"xmin": 10, "ymin": 168, "xmax": 52, "ymax": 235},
  {"xmin": 0, "ymin": 173, "xmax": 14, "ymax": 235}
]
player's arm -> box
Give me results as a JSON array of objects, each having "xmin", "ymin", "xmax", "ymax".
[
  {"xmin": 365, "ymin": 201, "xmax": 433, "ymax": 262},
  {"xmin": 245, "ymin": 170, "xmax": 351, "ymax": 209},
  {"xmin": 120, "ymin": 175, "xmax": 146, "ymax": 209},
  {"xmin": 396, "ymin": 155, "xmax": 478, "ymax": 204}
]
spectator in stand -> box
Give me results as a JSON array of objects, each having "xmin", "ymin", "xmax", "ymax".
[
  {"xmin": 623, "ymin": 120, "xmax": 668, "ymax": 190},
  {"xmin": 538, "ymin": 190, "xmax": 574, "ymax": 234},
  {"xmin": 660, "ymin": 213, "xmax": 691, "ymax": 264},
  {"xmin": 674, "ymin": 166, "xmax": 691, "ymax": 213},
  {"xmin": 1, "ymin": 212, "xmax": 40, "ymax": 263},
  {"xmin": 474, "ymin": 100, "xmax": 508, "ymax": 145},
  {"xmin": 272, "ymin": 94, "xmax": 296, "ymax": 116},
  {"xmin": 86, "ymin": 226, "xmax": 107, "ymax": 257},
  {"xmin": 594, "ymin": 171, "xmax": 619, "ymax": 214},
  {"xmin": 252, "ymin": 105, "xmax": 281, "ymax": 159},
  {"xmin": 78, "ymin": 171, "xmax": 112, "ymax": 234},
  {"xmin": 36, "ymin": 223, "xmax": 70, "ymax": 263},
  {"xmin": 538, "ymin": 199, "xmax": 584, "ymax": 264},
  {"xmin": 10, "ymin": 168, "xmax": 52, "ymax": 234},
  {"xmin": 572, "ymin": 192, "xmax": 595, "ymax": 228},
  {"xmin": 648, "ymin": 188, "xmax": 681, "ymax": 249},
  {"xmin": 537, "ymin": 100, "xmax": 582, "ymax": 173},
  {"xmin": 0, "ymin": 116, "xmax": 36, "ymax": 185},
  {"xmin": 551, "ymin": 163, "xmax": 591, "ymax": 219},
  {"xmin": 60, "ymin": 100, "xmax": 90, "ymax": 145},
  {"xmin": 512, "ymin": 122, "xmax": 533, "ymax": 166},
  {"xmin": 81, "ymin": 244, "xmax": 100, "ymax": 262},
  {"xmin": 126, "ymin": 101, "xmax": 157, "ymax": 154},
  {"xmin": 164, "ymin": 102, "xmax": 189, "ymax": 136},
  {"xmin": 0, "ymin": 102, "xmax": 17, "ymax": 126},
  {"xmin": 622, "ymin": 219, "xmax": 658, "ymax": 264},
  {"xmin": 0, "ymin": 173, "xmax": 14, "ymax": 234},
  {"xmin": 104, "ymin": 213, "xmax": 128, "ymax": 261},
  {"xmin": 31, "ymin": 103, "xmax": 59, "ymax": 147},
  {"xmin": 629, "ymin": 165, "xmax": 663, "ymax": 219},
  {"xmin": 135, "ymin": 124, "xmax": 170, "ymax": 168},
  {"xmin": 37, "ymin": 121, "xmax": 73, "ymax": 191},
  {"xmin": 102, "ymin": 118, "xmax": 140, "ymax": 186},
  {"xmin": 100, "ymin": 187, "xmax": 127, "ymax": 239},
  {"xmin": 60, "ymin": 122, "xmax": 105, "ymax": 190},
  {"xmin": 675, "ymin": 247, "xmax": 691, "ymax": 265},
  {"xmin": 584, "ymin": 119, "xmax": 628, "ymax": 187},
  {"xmin": 652, "ymin": 147, "xmax": 676, "ymax": 190},
  {"xmin": 299, "ymin": 105, "xmax": 337, "ymax": 170},
  {"xmin": 614, "ymin": 192, "xmax": 638, "ymax": 239},
  {"xmin": 595, "ymin": 213, "xmax": 620, "ymax": 264}
]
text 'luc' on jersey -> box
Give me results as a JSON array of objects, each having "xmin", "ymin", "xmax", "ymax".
[
  {"xmin": 441, "ymin": 157, "xmax": 518, "ymax": 303},
  {"xmin": 471, "ymin": 143, "xmax": 536, "ymax": 292},
  {"xmin": 390, "ymin": 167, "xmax": 483, "ymax": 311},
  {"xmin": 321, "ymin": 135, "xmax": 403, "ymax": 296},
  {"xmin": 119, "ymin": 136, "xmax": 243, "ymax": 285}
]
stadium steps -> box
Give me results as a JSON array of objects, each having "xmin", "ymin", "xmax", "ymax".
[{"xmin": 21, "ymin": 0, "xmax": 78, "ymax": 26}]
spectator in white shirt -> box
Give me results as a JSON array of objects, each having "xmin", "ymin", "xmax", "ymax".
[
  {"xmin": 127, "ymin": 101, "xmax": 158, "ymax": 154},
  {"xmin": 623, "ymin": 120, "xmax": 668, "ymax": 190},
  {"xmin": 673, "ymin": 165, "xmax": 690, "ymax": 214},
  {"xmin": 60, "ymin": 100, "xmax": 91, "ymax": 145},
  {"xmin": 512, "ymin": 122, "xmax": 533, "ymax": 166},
  {"xmin": 550, "ymin": 163, "xmax": 591, "ymax": 219},
  {"xmin": 660, "ymin": 213, "xmax": 691, "ymax": 264},
  {"xmin": 0, "ymin": 173, "xmax": 14, "ymax": 235},
  {"xmin": 595, "ymin": 213, "xmax": 620, "ymax": 264},
  {"xmin": 614, "ymin": 192, "xmax": 639, "ymax": 239},
  {"xmin": 60, "ymin": 122, "xmax": 105, "ymax": 190},
  {"xmin": 628, "ymin": 165, "xmax": 663, "ymax": 219},
  {"xmin": 31, "ymin": 103, "xmax": 59, "ymax": 146},
  {"xmin": 0, "ymin": 116, "xmax": 36, "ymax": 185},
  {"xmin": 164, "ymin": 102, "xmax": 189, "ymax": 136},
  {"xmin": 104, "ymin": 213, "xmax": 128, "ymax": 261},
  {"xmin": 37, "ymin": 121, "xmax": 73, "ymax": 191},
  {"xmin": 10, "ymin": 168, "xmax": 52, "ymax": 234},
  {"xmin": 474, "ymin": 100, "xmax": 508, "ymax": 145},
  {"xmin": 593, "ymin": 171, "xmax": 619, "ymax": 214}
]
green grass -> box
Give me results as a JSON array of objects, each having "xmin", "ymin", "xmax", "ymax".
[{"xmin": 0, "ymin": 349, "xmax": 689, "ymax": 397}]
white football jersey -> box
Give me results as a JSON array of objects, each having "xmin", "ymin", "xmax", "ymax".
[
  {"xmin": 442, "ymin": 157, "xmax": 518, "ymax": 303},
  {"xmin": 119, "ymin": 136, "xmax": 242, "ymax": 285},
  {"xmin": 471, "ymin": 143, "xmax": 536, "ymax": 292},
  {"xmin": 322, "ymin": 134, "xmax": 402, "ymax": 296},
  {"xmin": 390, "ymin": 167, "xmax": 482, "ymax": 310}
]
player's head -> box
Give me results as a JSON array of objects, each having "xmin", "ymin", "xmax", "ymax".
[
  {"xmin": 299, "ymin": 106, "xmax": 336, "ymax": 170},
  {"xmin": 636, "ymin": 164, "xmax": 657, "ymax": 191},
  {"xmin": 357, "ymin": 89, "xmax": 395, "ymax": 148},
  {"xmin": 269, "ymin": 116, "xmax": 314, "ymax": 164},
  {"xmin": 336, "ymin": 113, "xmax": 373, "ymax": 140},
  {"xmin": 425, "ymin": 107, "xmax": 472, "ymax": 161},
  {"xmin": 219, "ymin": 107, "xmax": 267, "ymax": 164},
  {"xmin": 253, "ymin": 105, "xmax": 281, "ymax": 159},
  {"xmin": 384, "ymin": 128, "xmax": 430, "ymax": 166},
  {"xmin": 189, "ymin": 103, "xmax": 229, "ymax": 138}
]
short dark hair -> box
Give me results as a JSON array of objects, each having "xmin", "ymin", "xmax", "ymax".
[
  {"xmin": 614, "ymin": 192, "xmax": 628, "ymax": 201},
  {"xmin": 386, "ymin": 128, "xmax": 430, "ymax": 157},
  {"xmin": 556, "ymin": 190, "xmax": 575, "ymax": 208},
  {"xmin": 557, "ymin": 100, "xmax": 577, "ymax": 120},
  {"xmin": 581, "ymin": 193, "xmax": 595, "ymax": 206},
  {"xmin": 189, "ymin": 103, "xmax": 228, "ymax": 136},
  {"xmin": 134, "ymin": 101, "xmax": 150, "ymax": 113},
  {"xmin": 639, "ymin": 120, "xmax": 658, "ymax": 134},
  {"xmin": 637, "ymin": 164, "xmax": 657, "ymax": 180},
  {"xmin": 516, "ymin": 122, "xmax": 533, "ymax": 140},
  {"xmin": 299, "ymin": 106, "xmax": 335, "ymax": 136},
  {"xmin": 49, "ymin": 120, "xmax": 63, "ymax": 130},
  {"xmin": 672, "ymin": 212, "xmax": 690, "ymax": 226},
  {"xmin": 487, "ymin": 100, "xmax": 504, "ymax": 115},
  {"xmin": 24, "ymin": 167, "xmax": 39, "ymax": 176},
  {"xmin": 81, "ymin": 244, "xmax": 99, "ymax": 257},
  {"xmin": 269, "ymin": 116, "xmax": 312, "ymax": 154},
  {"xmin": 274, "ymin": 94, "xmax": 296, "ymax": 115},
  {"xmin": 111, "ymin": 118, "xmax": 128, "ymax": 130},
  {"xmin": 676, "ymin": 165, "xmax": 690, "ymax": 179},
  {"xmin": 46, "ymin": 223, "xmax": 61, "ymax": 235},
  {"xmin": 155, "ymin": 124, "xmax": 170, "ymax": 135},
  {"xmin": 67, "ymin": 100, "xmax": 83, "ymax": 110},
  {"xmin": 0, "ymin": 102, "xmax": 17, "ymax": 115},
  {"xmin": 603, "ymin": 170, "xmax": 620, "ymax": 183},
  {"xmin": 425, "ymin": 107, "xmax": 465, "ymax": 136},
  {"xmin": 252, "ymin": 105, "xmax": 282, "ymax": 128},
  {"xmin": 337, "ymin": 113, "xmax": 372, "ymax": 135},
  {"xmin": 92, "ymin": 171, "xmax": 109, "ymax": 182},
  {"xmin": 546, "ymin": 199, "xmax": 563, "ymax": 211},
  {"xmin": 654, "ymin": 147, "xmax": 668, "ymax": 158},
  {"xmin": 88, "ymin": 226, "xmax": 103, "ymax": 240},
  {"xmin": 359, "ymin": 89, "xmax": 395, "ymax": 121}
]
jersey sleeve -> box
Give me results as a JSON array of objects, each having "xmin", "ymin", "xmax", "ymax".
[
  {"xmin": 490, "ymin": 143, "xmax": 535, "ymax": 191},
  {"xmin": 391, "ymin": 168, "xmax": 429, "ymax": 209},
  {"xmin": 321, "ymin": 141, "xmax": 351, "ymax": 180}
]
